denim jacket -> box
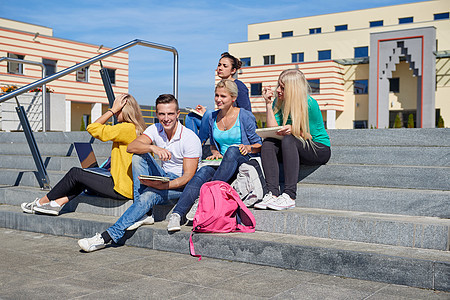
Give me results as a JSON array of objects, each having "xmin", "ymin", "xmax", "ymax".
[{"xmin": 208, "ymin": 108, "xmax": 262, "ymax": 153}]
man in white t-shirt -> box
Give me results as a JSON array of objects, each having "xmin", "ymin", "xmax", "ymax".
[{"xmin": 78, "ymin": 94, "xmax": 202, "ymax": 252}]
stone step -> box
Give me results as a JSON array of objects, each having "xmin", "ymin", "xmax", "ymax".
[
  {"xmin": 327, "ymin": 128, "xmax": 450, "ymax": 147},
  {"xmin": 0, "ymin": 168, "xmax": 67, "ymax": 188},
  {"xmin": 0, "ymin": 205, "xmax": 448, "ymax": 291},
  {"xmin": 297, "ymin": 183, "xmax": 450, "ymax": 218},
  {"xmin": 330, "ymin": 145, "xmax": 450, "ymax": 166},
  {"xmin": 0, "ymin": 142, "xmax": 112, "ymax": 157},
  {"xmin": 0, "ymin": 131, "xmax": 96, "ymax": 144},
  {"xmin": 2, "ymin": 186, "xmax": 448, "ymax": 251},
  {"xmin": 0, "ymin": 154, "xmax": 109, "ymax": 172},
  {"xmin": 298, "ymin": 164, "xmax": 450, "ymax": 190},
  {"xmin": 252, "ymin": 208, "xmax": 450, "ymax": 251}
]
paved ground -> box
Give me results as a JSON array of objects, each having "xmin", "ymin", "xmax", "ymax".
[{"xmin": 0, "ymin": 228, "xmax": 448, "ymax": 300}]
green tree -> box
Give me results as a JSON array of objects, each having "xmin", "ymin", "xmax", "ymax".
[
  {"xmin": 437, "ymin": 115, "xmax": 445, "ymax": 128},
  {"xmin": 257, "ymin": 119, "xmax": 262, "ymax": 128},
  {"xmin": 80, "ymin": 116, "xmax": 86, "ymax": 131},
  {"xmin": 394, "ymin": 113, "xmax": 402, "ymax": 128},
  {"xmin": 407, "ymin": 114, "xmax": 414, "ymax": 128}
]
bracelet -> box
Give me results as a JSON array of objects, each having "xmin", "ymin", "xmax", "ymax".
[{"xmin": 108, "ymin": 109, "xmax": 115, "ymax": 115}]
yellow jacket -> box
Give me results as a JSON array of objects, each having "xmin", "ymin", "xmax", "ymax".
[{"xmin": 87, "ymin": 122, "xmax": 136, "ymax": 199}]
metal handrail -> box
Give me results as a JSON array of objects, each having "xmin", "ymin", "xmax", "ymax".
[
  {"xmin": 0, "ymin": 57, "xmax": 47, "ymax": 130},
  {"xmin": 0, "ymin": 39, "xmax": 179, "ymax": 103}
]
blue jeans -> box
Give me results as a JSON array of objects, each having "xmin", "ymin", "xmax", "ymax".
[
  {"xmin": 107, "ymin": 153, "xmax": 183, "ymax": 243},
  {"xmin": 184, "ymin": 109, "xmax": 213, "ymax": 144},
  {"xmin": 172, "ymin": 146, "xmax": 250, "ymax": 217}
]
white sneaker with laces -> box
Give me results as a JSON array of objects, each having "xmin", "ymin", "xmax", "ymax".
[
  {"xmin": 21, "ymin": 198, "xmax": 40, "ymax": 214},
  {"xmin": 186, "ymin": 198, "xmax": 199, "ymax": 221},
  {"xmin": 267, "ymin": 193, "xmax": 296, "ymax": 210},
  {"xmin": 254, "ymin": 192, "xmax": 277, "ymax": 210},
  {"xmin": 78, "ymin": 233, "xmax": 106, "ymax": 252},
  {"xmin": 167, "ymin": 213, "xmax": 181, "ymax": 232},
  {"xmin": 126, "ymin": 215, "xmax": 154, "ymax": 231}
]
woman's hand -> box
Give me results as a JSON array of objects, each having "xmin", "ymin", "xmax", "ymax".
[
  {"xmin": 196, "ymin": 105, "xmax": 207, "ymax": 115},
  {"xmin": 277, "ymin": 125, "xmax": 292, "ymax": 136},
  {"xmin": 206, "ymin": 152, "xmax": 223, "ymax": 160},
  {"xmin": 262, "ymin": 87, "xmax": 274, "ymax": 105},
  {"xmin": 138, "ymin": 177, "xmax": 169, "ymax": 190},
  {"xmin": 238, "ymin": 144, "xmax": 251, "ymax": 156},
  {"xmin": 111, "ymin": 95, "xmax": 128, "ymax": 114}
]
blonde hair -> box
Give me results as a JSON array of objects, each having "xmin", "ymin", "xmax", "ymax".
[
  {"xmin": 215, "ymin": 79, "xmax": 238, "ymax": 99},
  {"xmin": 274, "ymin": 69, "xmax": 311, "ymax": 140},
  {"xmin": 117, "ymin": 93, "xmax": 147, "ymax": 135}
]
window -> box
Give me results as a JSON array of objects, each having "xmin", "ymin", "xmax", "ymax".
[
  {"xmin": 240, "ymin": 57, "xmax": 251, "ymax": 67},
  {"xmin": 335, "ymin": 24, "xmax": 348, "ymax": 31},
  {"xmin": 105, "ymin": 68, "xmax": 116, "ymax": 84},
  {"xmin": 354, "ymin": 121, "xmax": 368, "ymax": 129},
  {"xmin": 354, "ymin": 80, "xmax": 368, "ymax": 94},
  {"xmin": 399, "ymin": 17, "xmax": 413, "ymax": 24},
  {"xmin": 354, "ymin": 46, "xmax": 369, "ymax": 58},
  {"xmin": 434, "ymin": 12, "xmax": 449, "ymax": 20},
  {"xmin": 76, "ymin": 66, "xmax": 89, "ymax": 82},
  {"xmin": 307, "ymin": 79, "xmax": 320, "ymax": 94},
  {"xmin": 250, "ymin": 83, "xmax": 262, "ymax": 96},
  {"xmin": 389, "ymin": 78, "xmax": 399, "ymax": 93},
  {"xmin": 282, "ymin": 31, "xmax": 293, "ymax": 37},
  {"xmin": 263, "ymin": 55, "xmax": 275, "ymax": 65},
  {"xmin": 309, "ymin": 28, "xmax": 321, "ymax": 34},
  {"xmin": 370, "ymin": 20, "xmax": 383, "ymax": 27},
  {"xmin": 42, "ymin": 59, "xmax": 57, "ymax": 76},
  {"xmin": 291, "ymin": 52, "xmax": 304, "ymax": 63},
  {"xmin": 318, "ymin": 50, "xmax": 331, "ymax": 61},
  {"xmin": 7, "ymin": 53, "xmax": 24, "ymax": 74},
  {"xmin": 259, "ymin": 34, "xmax": 270, "ymax": 40}
]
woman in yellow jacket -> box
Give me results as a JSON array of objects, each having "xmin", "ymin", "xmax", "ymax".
[{"xmin": 21, "ymin": 93, "xmax": 146, "ymax": 215}]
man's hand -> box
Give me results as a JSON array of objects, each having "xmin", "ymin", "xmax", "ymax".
[{"xmin": 150, "ymin": 145, "xmax": 172, "ymax": 161}]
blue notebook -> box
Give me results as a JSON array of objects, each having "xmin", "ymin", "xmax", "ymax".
[{"xmin": 73, "ymin": 142, "xmax": 111, "ymax": 177}]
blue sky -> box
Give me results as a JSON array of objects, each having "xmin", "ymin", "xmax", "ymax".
[{"xmin": 1, "ymin": 0, "xmax": 423, "ymax": 108}]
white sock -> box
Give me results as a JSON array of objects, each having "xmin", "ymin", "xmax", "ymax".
[
  {"xmin": 35, "ymin": 200, "xmax": 43, "ymax": 207},
  {"xmin": 49, "ymin": 201, "xmax": 61, "ymax": 208}
]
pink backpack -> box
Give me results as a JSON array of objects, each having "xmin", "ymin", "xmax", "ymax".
[{"xmin": 189, "ymin": 181, "xmax": 256, "ymax": 260}]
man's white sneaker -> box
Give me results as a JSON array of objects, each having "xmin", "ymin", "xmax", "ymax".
[
  {"xmin": 126, "ymin": 215, "xmax": 154, "ymax": 231},
  {"xmin": 254, "ymin": 192, "xmax": 277, "ymax": 210},
  {"xmin": 167, "ymin": 213, "xmax": 181, "ymax": 232},
  {"xmin": 78, "ymin": 233, "xmax": 106, "ymax": 252},
  {"xmin": 186, "ymin": 198, "xmax": 199, "ymax": 221},
  {"xmin": 267, "ymin": 193, "xmax": 296, "ymax": 211},
  {"xmin": 21, "ymin": 198, "xmax": 40, "ymax": 214}
]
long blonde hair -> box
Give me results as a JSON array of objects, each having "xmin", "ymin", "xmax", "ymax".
[
  {"xmin": 273, "ymin": 69, "xmax": 310, "ymax": 140},
  {"xmin": 118, "ymin": 93, "xmax": 147, "ymax": 135}
]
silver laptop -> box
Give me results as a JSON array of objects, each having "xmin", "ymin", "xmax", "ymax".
[{"xmin": 73, "ymin": 142, "xmax": 111, "ymax": 177}]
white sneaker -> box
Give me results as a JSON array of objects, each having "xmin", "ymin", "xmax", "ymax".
[
  {"xmin": 186, "ymin": 198, "xmax": 199, "ymax": 221},
  {"xmin": 254, "ymin": 192, "xmax": 277, "ymax": 210},
  {"xmin": 167, "ymin": 213, "xmax": 181, "ymax": 232},
  {"xmin": 267, "ymin": 193, "xmax": 296, "ymax": 210},
  {"xmin": 126, "ymin": 215, "xmax": 154, "ymax": 231},
  {"xmin": 21, "ymin": 198, "xmax": 40, "ymax": 214},
  {"xmin": 78, "ymin": 233, "xmax": 106, "ymax": 252}
]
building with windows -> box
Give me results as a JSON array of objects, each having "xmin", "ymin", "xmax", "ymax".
[
  {"xmin": 227, "ymin": 0, "xmax": 449, "ymax": 128},
  {"xmin": 0, "ymin": 17, "xmax": 129, "ymax": 131}
]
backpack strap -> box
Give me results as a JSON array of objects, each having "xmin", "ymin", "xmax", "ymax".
[{"xmin": 189, "ymin": 231, "xmax": 202, "ymax": 261}]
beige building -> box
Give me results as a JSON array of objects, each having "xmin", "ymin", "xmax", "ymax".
[
  {"xmin": 0, "ymin": 18, "xmax": 129, "ymax": 131},
  {"xmin": 228, "ymin": 0, "xmax": 450, "ymax": 128}
]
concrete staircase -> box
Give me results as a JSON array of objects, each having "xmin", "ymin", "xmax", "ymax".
[{"xmin": 0, "ymin": 129, "xmax": 449, "ymax": 291}]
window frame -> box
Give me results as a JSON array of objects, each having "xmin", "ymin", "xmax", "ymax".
[
  {"xmin": 105, "ymin": 68, "xmax": 116, "ymax": 85},
  {"xmin": 434, "ymin": 12, "xmax": 449, "ymax": 20},
  {"xmin": 354, "ymin": 46, "xmax": 369, "ymax": 58},
  {"xmin": 240, "ymin": 57, "xmax": 251, "ymax": 67},
  {"xmin": 250, "ymin": 82, "xmax": 262, "ymax": 96},
  {"xmin": 307, "ymin": 79, "xmax": 320, "ymax": 94},
  {"xmin": 318, "ymin": 50, "xmax": 331, "ymax": 61},
  {"xmin": 369, "ymin": 20, "xmax": 384, "ymax": 27},
  {"xmin": 263, "ymin": 55, "xmax": 275, "ymax": 65},
  {"xmin": 335, "ymin": 24, "xmax": 348, "ymax": 31},
  {"xmin": 389, "ymin": 77, "xmax": 400, "ymax": 93},
  {"xmin": 291, "ymin": 52, "xmax": 304, "ymax": 63},
  {"xmin": 354, "ymin": 79, "xmax": 369, "ymax": 94},
  {"xmin": 7, "ymin": 53, "xmax": 24, "ymax": 74},
  {"xmin": 42, "ymin": 58, "xmax": 57, "ymax": 77},
  {"xmin": 282, "ymin": 31, "xmax": 293, "ymax": 38},
  {"xmin": 259, "ymin": 34, "xmax": 270, "ymax": 40},
  {"xmin": 399, "ymin": 17, "xmax": 413, "ymax": 24},
  {"xmin": 76, "ymin": 66, "xmax": 89, "ymax": 82},
  {"xmin": 309, "ymin": 27, "xmax": 322, "ymax": 34}
]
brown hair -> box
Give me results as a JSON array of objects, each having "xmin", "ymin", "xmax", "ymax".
[
  {"xmin": 220, "ymin": 52, "xmax": 242, "ymax": 70},
  {"xmin": 155, "ymin": 94, "xmax": 179, "ymax": 111}
]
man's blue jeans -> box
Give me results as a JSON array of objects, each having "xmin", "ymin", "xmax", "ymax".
[
  {"xmin": 107, "ymin": 153, "xmax": 182, "ymax": 243},
  {"xmin": 172, "ymin": 146, "xmax": 249, "ymax": 217},
  {"xmin": 184, "ymin": 109, "xmax": 213, "ymax": 144}
]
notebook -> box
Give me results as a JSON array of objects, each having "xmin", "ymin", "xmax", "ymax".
[
  {"xmin": 73, "ymin": 142, "xmax": 111, "ymax": 177},
  {"xmin": 256, "ymin": 126, "xmax": 285, "ymax": 140}
]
